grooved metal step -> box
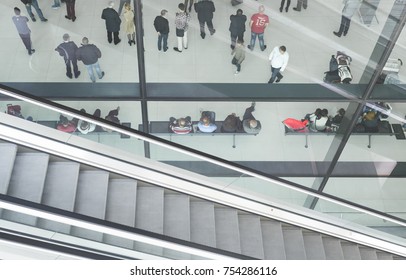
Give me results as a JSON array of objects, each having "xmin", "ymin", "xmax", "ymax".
[
  {"xmin": 238, "ymin": 214, "xmax": 264, "ymax": 259},
  {"xmin": 215, "ymin": 208, "xmax": 241, "ymax": 254},
  {"xmin": 261, "ymin": 220, "xmax": 286, "ymax": 260},
  {"xmin": 190, "ymin": 200, "xmax": 216, "ymax": 247},
  {"xmin": 303, "ymin": 232, "xmax": 326, "ymax": 260},
  {"xmin": 282, "ymin": 226, "xmax": 306, "ymax": 260}
]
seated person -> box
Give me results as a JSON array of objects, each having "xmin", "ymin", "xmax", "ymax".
[
  {"xmin": 57, "ymin": 115, "xmax": 77, "ymax": 133},
  {"xmin": 221, "ymin": 113, "xmax": 242, "ymax": 133},
  {"xmin": 102, "ymin": 107, "xmax": 121, "ymax": 132},
  {"xmin": 331, "ymin": 108, "xmax": 345, "ymax": 125},
  {"xmin": 242, "ymin": 102, "xmax": 261, "ymax": 134},
  {"xmin": 77, "ymin": 108, "xmax": 100, "ymax": 134},
  {"xmin": 361, "ymin": 110, "xmax": 380, "ymax": 133},
  {"xmin": 169, "ymin": 116, "xmax": 192, "ymax": 134},
  {"xmin": 6, "ymin": 104, "xmax": 24, "ymax": 119},
  {"xmin": 306, "ymin": 108, "xmax": 330, "ymax": 132},
  {"xmin": 198, "ymin": 111, "xmax": 217, "ymax": 133}
]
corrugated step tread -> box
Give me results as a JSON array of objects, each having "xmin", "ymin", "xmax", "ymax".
[
  {"xmin": 190, "ymin": 200, "xmax": 216, "ymax": 247},
  {"xmin": 0, "ymin": 143, "xmax": 17, "ymax": 195},
  {"xmin": 261, "ymin": 220, "xmax": 286, "ymax": 260},
  {"xmin": 71, "ymin": 170, "xmax": 109, "ymax": 242},
  {"xmin": 104, "ymin": 179, "xmax": 138, "ymax": 249},
  {"xmin": 303, "ymin": 232, "xmax": 326, "ymax": 260},
  {"xmin": 215, "ymin": 207, "xmax": 241, "ymax": 254},
  {"xmin": 376, "ymin": 251, "xmax": 394, "ymax": 260},
  {"xmin": 238, "ymin": 214, "xmax": 264, "ymax": 259},
  {"xmin": 164, "ymin": 193, "xmax": 191, "ymax": 240},
  {"xmin": 135, "ymin": 186, "xmax": 164, "ymax": 234},
  {"xmin": 3, "ymin": 153, "xmax": 49, "ymax": 226},
  {"xmin": 38, "ymin": 162, "xmax": 80, "ymax": 234},
  {"xmin": 322, "ymin": 237, "xmax": 344, "ymax": 260},
  {"xmin": 359, "ymin": 247, "xmax": 378, "ymax": 260},
  {"xmin": 341, "ymin": 242, "xmax": 361, "ymax": 260},
  {"xmin": 282, "ymin": 226, "xmax": 307, "ymax": 260}
]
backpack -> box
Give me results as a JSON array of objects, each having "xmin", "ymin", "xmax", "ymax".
[{"xmin": 338, "ymin": 65, "xmax": 353, "ymax": 84}]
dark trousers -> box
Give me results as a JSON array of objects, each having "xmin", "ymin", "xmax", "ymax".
[
  {"xmin": 107, "ymin": 31, "xmax": 120, "ymax": 44},
  {"xmin": 19, "ymin": 33, "xmax": 32, "ymax": 52},
  {"xmin": 280, "ymin": 0, "xmax": 291, "ymax": 9},
  {"xmin": 230, "ymin": 31, "xmax": 244, "ymax": 48},
  {"xmin": 269, "ymin": 66, "xmax": 283, "ymax": 83},
  {"xmin": 199, "ymin": 20, "xmax": 215, "ymax": 35},
  {"xmin": 243, "ymin": 106, "xmax": 255, "ymax": 121},
  {"xmin": 66, "ymin": 0, "xmax": 76, "ymax": 19},
  {"xmin": 158, "ymin": 33, "xmax": 168, "ymax": 50},
  {"xmin": 232, "ymin": 57, "xmax": 241, "ymax": 72},
  {"xmin": 338, "ymin": 16, "xmax": 351, "ymax": 35},
  {"xmin": 184, "ymin": 0, "xmax": 194, "ymax": 12},
  {"xmin": 295, "ymin": 0, "xmax": 307, "ymax": 10},
  {"xmin": 65, "ymin": 58, "xmax": 80, "ymax": 78}
]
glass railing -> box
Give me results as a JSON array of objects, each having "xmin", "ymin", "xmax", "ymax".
[{"xmin": 1, "ymin": 86, "xmax": 406, "ymax": 256}]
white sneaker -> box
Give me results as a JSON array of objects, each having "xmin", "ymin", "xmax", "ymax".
[{"xmin": 234, "ymin": 71, "xmax": 240, "ymax": 75}]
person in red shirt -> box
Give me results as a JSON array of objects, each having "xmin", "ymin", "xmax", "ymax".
[{"xmin": 248, "ymin": 5, "xmax": 269, "ymax": 51}]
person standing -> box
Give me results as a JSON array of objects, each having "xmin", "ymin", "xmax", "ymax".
[
  {"xmin": 154, "ymin": 9, "xmax": 169, "ymax": 52},
  {"xmin": 194, "ymin": 0, "xmax": 216, "ymax": 39},
  {"xmin": 55, "ymin": 33, "xmax": 81, "ymax": 79},
  {"xmin": 174, "ymin": 3, "xmax": 190, "ymax": 53},
  {"xmin": 117, "ymin": 0, "xmax": 130, "ymax": 16},
  {"xmin": 229, "ymin": 9, "xmax": 246, "ymax": 49},
  {"xmin": 248, "ymin": 5, "xmax": 269, "ymax": 51},
  {"xmin": 184, "ymin": 0, "xmax": 194, "ymax": 13},
  {"xmin": 123, "ymin": 3, "xmax": 135, "ymax": 46},
  {"xmin": 20, "ymin": 0, "xmax": 48, "ymax": 22},
  {"xmin": 280, "ymin": 0, "xmax": 291, "ymax": 12},
  {"xmin": 231, "ymin": 40, "xmax": 245, "ymax": 75},
  {"xmin": 333, "ymin": 0, "xmax": 362, "ymax": 37},
  {"xmin": 76, "ymin": 37, "xmax": 105, "ymax": 83},
  {"xmin": 65, "ymin": 0, "xmax": 77, "ymax": 22},
  {"xmin": 52, "ymin": 0, "xmax": 61, "ymax": 9},
  {"xmin": 101, "ymin": 1, "xmax": 122, "ymax": 45},
  {"xmin": 268, "ymin": 46, "xmax": 289, "ymax": 83},
  {"xmin": 293, "ymin": 0, "xmax": 308, "ymax": 11},
  {"xmin": 12, "ymin": 7, "xmax": 35, "ymax": 55}
]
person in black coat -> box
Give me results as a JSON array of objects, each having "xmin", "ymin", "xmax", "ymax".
[
  {"xmin": 101, "ymin": 1, "xmax": 122, "ymax": 45},
  {"xmin": 76, "ymin": 37, "xmax": 105, "ymax": 83},
  {"xmin": 55, "ymin": 33, "xmax": 81, "ymax": 79},
  {"xmin": 153, "ymin": 9, "xmax": 169, "ymax": 52},
  {"xmin": 229, "ymin": 9, "xmax": 246, "ymax": 49},
  {"xmin": 194, "ymin": 0, "xmax": 215, "ymax": 39}
]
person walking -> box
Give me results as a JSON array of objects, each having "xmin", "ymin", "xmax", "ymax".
[
  {"xmin": 154, "ymin": 9, "xmax": 169, "ymax": 52},
  {"xmin": 65, "ymin": 0, "xmax": 77, "ymax": 22},
  {"xmin": 20, "ymin": 0, "xmax": 48, "ymax": 22},
  {"xmin": 280, "ymin": 0, "xmax": 291, "ymax": 12},
  {"xmin": 76, "ymin": 37, "xmax": 105, "ymax": 83},
  {"xmin": 184, "ymin": 0, "xmax": 194, "ymax": 13},
  {"xmin": 231, "ymin": 40, "xmax": 245, "ymax": 75},
  {"xmin": 229, "ymin": 9, "xmax": 246, "ymax": 49},
  {"xmin": 101, "ymin": 1, "xmax": 122, "ymax": 45},
  {"xmin": 333, "ymin": 0, "xmax": 362, "ymax": 37},
  {"xmin": 123, "ymin": 3, "xmax": 135, "ymax": 46},
  {"xmin": 173, "ymin": 3, "xmax": 190, "ymax": 53},
  {"xmin": 55, "ymin": 33, "xmax": 81, "ymax": 79},
  {"xmin": 248, "ymin": 5, "xmax": 269, "ymax": 51},
  {"xmin": 52, "ymin": 0, "xmax": 61, "ymax": 9},
  {"xmin": 268, "ymin": 46, "xmax": 289, "ymax": 83},
  {"xmin": 293, "ymin": 0, "xmax": 308, "ymax": 12},
  {"xmin": 12, "ymin": 7, "xmax": 35, "ymax": 55},
  {"xmin": 194, "ymin": 0, "xmax": 216, "ymax": 39}
]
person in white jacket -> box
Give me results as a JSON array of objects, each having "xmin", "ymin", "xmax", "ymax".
[
  {"xmin": 268, "ymin": 46, "xmax": 289, "ymax": 83},
  {"xmin": 333, "ymin": 0, "xmax": 362, "ymax": 37}
]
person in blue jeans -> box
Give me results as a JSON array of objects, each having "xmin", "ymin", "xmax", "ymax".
[
  {"xmin": 153, "ymin": 10, "xmax": 169, "ymax": 52},
  {"xmin": 248, "ymin": 5, "xmax": 269, "ymax": 51},
  {"xmin": 52, "ymin": 0, "xmax": 61, "ymax": 9},
  {"xmin": 76, "ymin": 37, "xmax": 105, "ymax": 83},
  {"xmin": 21, "ymin": 0, "xmax": 48, "ymax": 22}
]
